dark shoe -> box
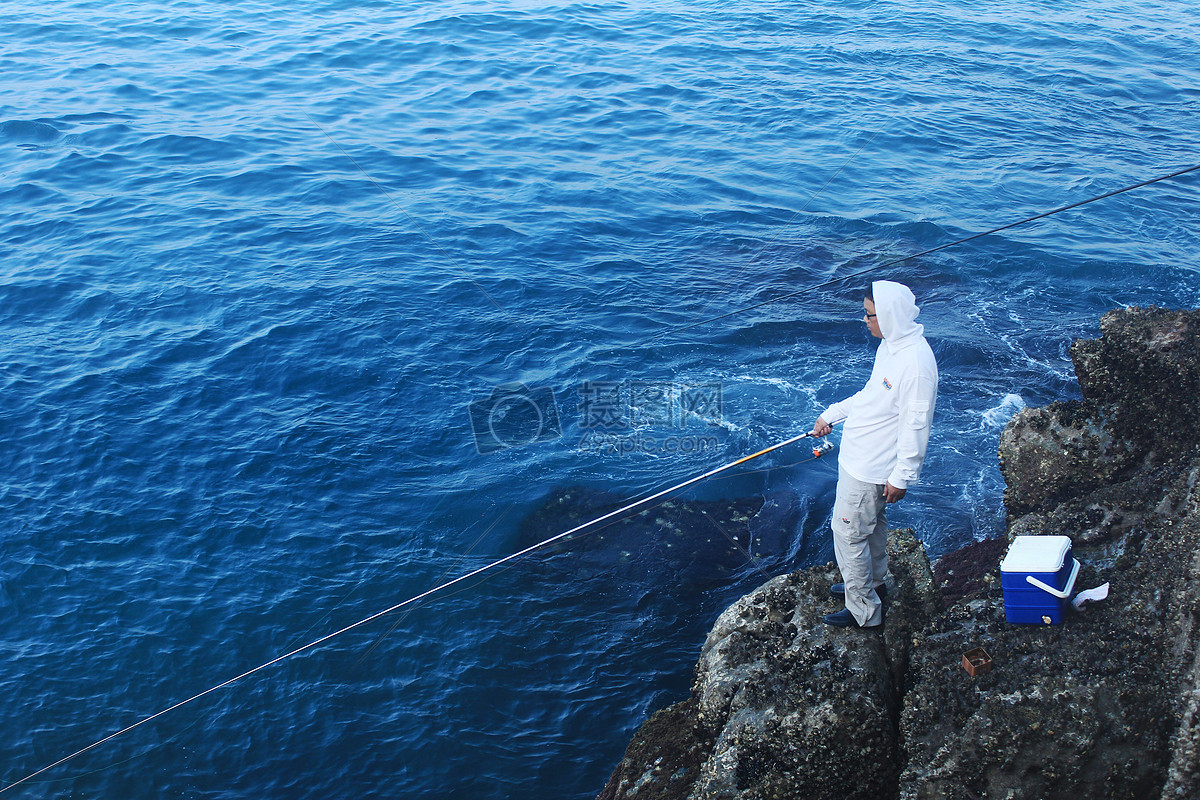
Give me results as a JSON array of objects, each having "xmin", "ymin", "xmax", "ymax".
[
  {"xmin": 829, "ymin": 583, "xmax": 888, "ymax": 602},
  {"xmin": 823, "ymin": 608, "xmax": 880, "ymax": 628}
]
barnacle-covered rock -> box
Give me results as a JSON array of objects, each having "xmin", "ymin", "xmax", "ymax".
[
  {"xmin": 900, "ymin": 307, "xmax": 1200, "ymax": 799},
  {"xmin": 999, "ymin": 307, "xmax": 1200, "ymax": 528},
  {"xmin": 600, "ymin": 530, "xmax": 938, "ymax": 800}
]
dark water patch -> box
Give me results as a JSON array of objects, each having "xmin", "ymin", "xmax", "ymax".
[
  {"xmin": 0, "ymin": 181, "xmax": 66, "ymax": 212},
  {"xmin": 0, "ymin": 119, "xmax": 62, "ymax": 150},
  {"xmin": 517, "ymin": 485, "xmax": 812, "ymax": 591},
  {"xmin": 133, "ymin": 133, "xmax": 251, "ymax": 164}
]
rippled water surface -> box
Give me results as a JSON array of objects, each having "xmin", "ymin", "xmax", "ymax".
[{"xmin": 2, "ymin": 1, "xmax": 1198, "ymax": 796}]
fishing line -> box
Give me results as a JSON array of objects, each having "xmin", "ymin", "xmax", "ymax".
[
  {"xmin": 318, "ymin": 432, "xmax": 829, "ymax": 671},
  {"xmin": 711, "ymin": 452, "xmax": 834, "ymax": 480},
  {"xmin": 0, "ymin": 428, "xmax": 828, "ymax": 794},
  {"xmin": 12, "ymin": 710, "xmax": 210, "ymax": 790},
  {"xmin": 280, "ymin": 487, "xmax": 462, "ymax": 656},
  {"xmin": 652, "ymin": 161, "xmax": 1200, "ymax": 342},
  {"xmin": 377, "ymin": 436, "xmax": 835, "ymax": 595},
  {"xmin": 698, "ymin": 508, "xmax": 773, "ymax": 581},
  {"xmin": 698, "ymin": 440, "xmax": 836, "ymax": 577},
  {"xmin": 352, "ymin": 501, "xmax": 520, "ymax": 670}
]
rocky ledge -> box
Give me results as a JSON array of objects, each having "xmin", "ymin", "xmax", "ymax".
[{"xmin": 599, "ymin": 307, "xmax": 1200, "ymax": 800}]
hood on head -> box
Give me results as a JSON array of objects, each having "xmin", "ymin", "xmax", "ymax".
[{"xmin": 872, "ymin": 280, "xmax": 923, "ymax": 342}]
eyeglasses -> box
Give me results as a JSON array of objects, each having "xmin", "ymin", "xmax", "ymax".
[{"xmin": 863, "ymin": 312, "xmax": 877, "ymax": 319}]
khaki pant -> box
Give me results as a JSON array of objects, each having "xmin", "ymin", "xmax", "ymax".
[{"xmin": 831, "ymin": 465, "xmax": 888, "ymax": 627}]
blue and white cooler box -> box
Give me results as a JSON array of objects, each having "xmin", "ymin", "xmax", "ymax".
[{"xmin": 1000, "ymin": 535, "xmax": 1081, "ymax": 625}]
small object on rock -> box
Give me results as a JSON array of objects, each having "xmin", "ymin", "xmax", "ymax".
[
  {"xmin": 1071, "ymin": 582, "xmax": 1111, "ymax": 610},
  {"xmin": 962, "ymin": 647, "xmax": 993, "ymax": 677}
]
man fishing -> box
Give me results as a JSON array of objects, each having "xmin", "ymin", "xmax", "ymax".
[{"xmin": 812, "ymin": 280, "xmax": 938, "ymax": 628}]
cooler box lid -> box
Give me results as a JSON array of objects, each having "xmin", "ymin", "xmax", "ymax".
[{"xmin": 1000, "ymin": 535, "xmax": 1072, "ymax": 573}]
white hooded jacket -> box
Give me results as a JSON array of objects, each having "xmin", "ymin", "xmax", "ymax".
[{"xmin": 819, "ymin": 280, "xmax": 938, "ymax": 489}]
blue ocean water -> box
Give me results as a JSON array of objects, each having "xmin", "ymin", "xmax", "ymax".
[{"xmin": 2, "ymin": 0, "xmax": 1198, "ymax": 796}]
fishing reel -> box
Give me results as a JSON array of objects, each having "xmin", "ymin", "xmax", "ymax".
[{"xmin": 812, "ymin": 437, "xmax": 835, "ymax": 458}]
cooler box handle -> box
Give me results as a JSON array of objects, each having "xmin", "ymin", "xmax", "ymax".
[{"xmin": 1025, "ymin": 558, "xmax": 1080, "ymax": 599}]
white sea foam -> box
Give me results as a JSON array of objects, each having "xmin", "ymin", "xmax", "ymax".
[{"xmin": 980, "ymin": 393, "xmax": 1026, "ymax": 429}]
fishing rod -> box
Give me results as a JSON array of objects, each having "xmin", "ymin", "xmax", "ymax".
[
  {"xmin": 0, "ymin": 427, "xmax": 835, "ymax": 793},
  {"xmin": 654, "ymin": 161, "xmax": 1200, "ymax": 341}
]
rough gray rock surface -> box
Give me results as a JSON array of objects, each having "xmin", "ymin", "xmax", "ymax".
[
  {"xmin": 900, "ymin": 307, "xmax": 1200, "ymax": 800},
  {"xmin": 999, "ymin": 306, "xmax": 1199, "ymax": 536},
  {"xmin": 897, "ymin": 487, "xmax": 1200, "ymax": 800},
  {"xmin": 600, "ymin": 307, "xmax": 1200, "ymax": 800},
  {"xmin": 598, "ymin": 529, "xmax": 939, "ymax": 800}
]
